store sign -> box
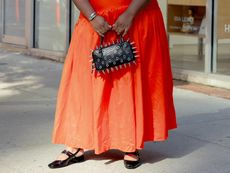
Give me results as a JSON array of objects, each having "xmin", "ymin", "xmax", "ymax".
[
  {"xmin": 167, "ymin": 5, "xmax": 206, "ymax": 36},
  {"xmin": 217, "ymin": 0, "xmax": 230, "ymax": 39},
  {"xmin": 225, "ymin": 24, "xmax": 230, "ymax": 33}
]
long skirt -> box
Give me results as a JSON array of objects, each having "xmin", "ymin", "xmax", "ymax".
[{"xmin": 51, "ymin": 0, "xmax": 177, "ymax": 154}]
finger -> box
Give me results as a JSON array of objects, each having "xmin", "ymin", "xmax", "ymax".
[
  {"xmin": 112, "ymin": 23, "xmax": 117, "ymax": 31},
  {"xmin": 99, "ymin": 26, "xmax": 106, "ymax": 35},
  {"xmin": 96, "ymin": 30, "xmax": 104, "ymax": 37},
  {"xmin": 102, "ymin": 22, "xmax": 110, "ymax": 33},
  {"xmin": 108, "ymin": 24, "xmax": 112, "ymax": 29},
  {"xmin": 117, "ymin": 26, "xmax": 125, "ymax": 35},
  {"xmin": 104, "ymin": 24, "xmax": 110, "ymax": 32},
  {"xmin": 104, "ymin": 22, "xmax": 112, "ymax": 31},
  {"xmin": 106, "ymin": 24, "xmax": 112, "ymax": 31},
  {"xmin": 122, "ymin": 25, "xmax": 130, "ymax": 37},
  {"xmin": 122, "ymin": 28, "xmax": 128, "ymax": 37}
]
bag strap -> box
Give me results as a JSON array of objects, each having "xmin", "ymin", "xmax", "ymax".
[{"xmin": 99, "ymin": 29, "xmax": 123, "ymax": 48}]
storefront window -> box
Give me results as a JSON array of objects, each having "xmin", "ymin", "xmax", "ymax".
[
  {"xmin": 34, "ymin": 0, "xmax": 68, "ymax": 51},
  {"xmin": 3, "ymin": 0, "xmax": 25, "ymax": 37},
  {"xmin": 216, "ymin": 0, "xmax": 230, "ymax": 75},
  {"xmin": 169, "ymin": 36, "xmax": 205, "ymax": 71},
  {"xmin": 167, "ymin": 2, "xmax": 206, "ymax": 72},
  {"xmin": 0, "ymin": 1, "xmax": 2, "ymax": 39}
]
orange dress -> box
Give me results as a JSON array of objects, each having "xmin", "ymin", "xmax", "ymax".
[{"xmin": 51, "ymin": 0, "xmax": 177, "ymax": 154}]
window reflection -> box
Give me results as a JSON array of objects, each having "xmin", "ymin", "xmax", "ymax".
[
  {"xmin": 4, "ymin": 0, "xmax": 25, "ymax": 37},
  {"xmin": 170, "ymin": 35, "xmax": 205, "ymax": 71},
  {"xmin": 216, "ymin": 0, "xmax": 230, "ymax": 75},
  {"xmin": 34, "ymin": 0, "xmax": 67, "ymax": 51}
]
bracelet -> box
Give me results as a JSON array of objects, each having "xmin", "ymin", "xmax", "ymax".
[{"xmin": 88, "ymin": 12, "xmax": 97, "ymax": 21}]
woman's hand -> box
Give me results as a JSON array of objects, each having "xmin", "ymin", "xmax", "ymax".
[
  {"xmin": 112, "ymin": 11, "xmax": 135, "ymax": 36},
  {"xmin": 90, "ymin": 15, "xmax": 112, "ymax": 37}
]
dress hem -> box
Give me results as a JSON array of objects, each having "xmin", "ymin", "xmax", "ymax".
[{"xmin": 51, "ymin": 127, "xmax": 177, "ymax": 155}]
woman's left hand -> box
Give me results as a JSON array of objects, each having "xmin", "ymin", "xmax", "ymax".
[{"xmin": 112, "ymin": 11, "xmax": 135, "ymax": 36}]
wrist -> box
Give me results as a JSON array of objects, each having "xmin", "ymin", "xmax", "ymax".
[{"xmin": 124, "ymin": 9, "xmax": 136, "ymax": 18}]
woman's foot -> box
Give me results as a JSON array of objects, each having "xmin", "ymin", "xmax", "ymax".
[
  {"xmin": 48, "ymin": 146, "xmax": 85, "ymax": 169},
  {"xmin": 123, "ymin": 150, "xmax": 141, "ymax": 169}
]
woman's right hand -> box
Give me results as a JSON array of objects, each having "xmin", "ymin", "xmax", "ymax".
[{"xmin": 90, "ymin": 15, "xmax": 112, "ymax": 37}]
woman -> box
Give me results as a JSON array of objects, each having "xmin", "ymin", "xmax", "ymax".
[{"xmin": 48, "ymin": 0, "xmax": 177, "ymax": 169}]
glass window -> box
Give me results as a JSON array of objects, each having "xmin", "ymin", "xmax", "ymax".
[
  {"xmin": 167, "ymin": 4, "xmax": 206, "ymax": 72},
  {"xmin": 217, "ymin": 39, "xmax": 230, "ymax": 75},
  {"xmin": 34, "ymin": 0, "xmax": 68, "ymax": 52},
  {"xmin": 3, "ymin": 0, "xmax": 25, "ymax": 37},
  {"xmin": 158, "ymin": 0, "xmax": 207, "ymax": 72},
  {"xmin": 0, "ymin": 0, "xmax": 2, "ymax": 39},
  {"xmin": 169, "ymin": 36, "xmax": 205, "ymax": 71},
  {"xmin": 216, "ymin": 0, "xmax": 230, "ymax": 75}
]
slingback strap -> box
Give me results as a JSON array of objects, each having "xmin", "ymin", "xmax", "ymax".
[{"xmin": 61, "ymin": 148, "xmax": 81, "ymax": 158}]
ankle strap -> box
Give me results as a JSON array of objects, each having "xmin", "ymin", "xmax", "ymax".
[{"xmin": 61, "ymin": 148, "xmax": 81, "ymax": 157}]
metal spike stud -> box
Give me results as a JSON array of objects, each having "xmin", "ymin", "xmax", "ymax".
[
  {"xmin": 115, "ymin": 66, "xmax": 119, "ymax": 71},
  {"xmin": 124, "ymin": 64, "xmax": 127, "ymax": 68},
  {"xmin": 106, "ymin": 69, "xmax": 110, "ymax": 73},
  {"xmin": 110, "ymin": 67, "xmax": 114, "ymax": 72},
  {"xmin": 89, "ymin": 59, "xmax": 93, "ymax": 63},
  {"xmin": 133, "ymin": 61, "xmax": 137, "ymax": 65},
  {"xmin": 102, "ymin": 70, "xmax": 106, "ymax": 74},
  {"xmin": 130, "ymin": 42, "xmax": 135, "ymax": 45},
  {"xmin": 113, "ymin": 41, "xmax": 115, "ymax": 44},
  {"xmin": 119, "ymin": 65, "xmax": 123, "ymax": 69},
  {"xmin": 132, "ymin": 47, "xmax": 137, "ymax": 49},
  {"xmin": 133, "ymin": 51, "xmax": 138, "ymax": 54},
  {"xmin": 128, "ymin": 63, "xmax": 131, "ymax": 67}
]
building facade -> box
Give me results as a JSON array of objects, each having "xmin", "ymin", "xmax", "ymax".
[{"xmin": 0, "ymin": 0, "xmax": 230, "ymax": 89}]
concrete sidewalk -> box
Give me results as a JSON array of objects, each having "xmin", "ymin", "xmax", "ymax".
[{"xmin": 0, "ymin": 49, "xmax": 230, "ymax": 173}]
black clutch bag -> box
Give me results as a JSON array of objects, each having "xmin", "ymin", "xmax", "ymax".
[{"xmin": 91, "ymin": 32, "xmax": 139, "ymax": 74}]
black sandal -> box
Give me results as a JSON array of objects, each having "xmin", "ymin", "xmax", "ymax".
[
  {"xmin": 48, "ymin": 148, "xmax": 84, "ymax": 169},
  {"xmin": 124, "ymin": 150, "xmax": 141, "ymax": 169}
]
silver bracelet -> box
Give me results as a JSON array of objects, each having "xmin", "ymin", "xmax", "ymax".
[{"xmin": 88, "ymin": 12, "xmax": 97, "ymax": 21}]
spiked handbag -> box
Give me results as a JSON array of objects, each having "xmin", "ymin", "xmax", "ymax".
[{"xmin": 90, "ymin": 32, "xmax": 139, "ymax": 74}]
